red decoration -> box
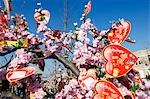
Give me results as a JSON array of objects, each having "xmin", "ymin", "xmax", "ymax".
[
  {"xmin": 6, "ymin": 67, "xmax": 36, "ymax": 82},
  {"xmin": 93, "ymin": 80, "xmax": 124, "ymax": 99},
  {"xmin": 103, "ymin": 44, "xmax": 138, "ymax": 77},
  {"xmin": 84, "ymin": 1, "xmax": 91, "ymax": 16},
  {"xmin": 0, "ymin": 11, "xmax": 8, "ymax": 28},
  {"xmin": 108, "ymin": 21, "xmax": 131, "ymax": 44}
]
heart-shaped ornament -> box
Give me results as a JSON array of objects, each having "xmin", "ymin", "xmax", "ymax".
[
  {"xmin": 108, "ymin": 20, "xmax": 131, "ymax": 44},
  {"xmin": 93, "ymin": 80, "xmax": 124, "ymax": 99},
  {"xmin": 103, "ymin": 44, "xmax": 138, "ymax": 77},
  {"xmin": 34, "ymin": 10, "xmax": 50, "ymax": 24},
  {"xmin": 6, "ymin": 66, "xmax": 36, "ymax": 82}
]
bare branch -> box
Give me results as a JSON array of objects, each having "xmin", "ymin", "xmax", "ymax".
[
  {"xmin": 0, "ymin": 48, "xmax": 80, "ymax": 77},
  {"xmin": 32, "ymin": 52, "xmax": 80, "ymax": 77},
  {"xmin": 0, "ymin": 48, "xmax": 17, "ymax": 56},
  {"xmin": 52, "ymin": 53, "xmax": 79, "ymax": 76}
]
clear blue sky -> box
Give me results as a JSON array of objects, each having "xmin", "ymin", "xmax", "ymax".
[{"xmin": 0, "ymin": 0, "xmax": 149, "ymax": 51}]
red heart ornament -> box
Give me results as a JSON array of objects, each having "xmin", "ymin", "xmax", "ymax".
[
  {"xmin": 108, "ymin": 20, "xmax": 131, "ymax": 44},
  {"xmin": 94, "ymin": 80, "xmax": 124, "ymax": 99},
  {"xmin": 103, "ymin": 44, "xmax": 138, "ymax": 77},
  {"xmin": 6, "ymin": 67, "xmax": 36, "ymax": 82}
]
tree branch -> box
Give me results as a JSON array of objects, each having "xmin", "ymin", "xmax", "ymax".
[
  {"xmin": 32, "ymin": 52, "xmax": 80, "ymax": 77},
  {"xmin": 0, "ymin": 48, "xmax": 17, "ymax": 56},
  {"xmin": 0, "ymin": 48, "xmax": 80, "ymax": 77},
  {"xmin": 52, "ymin": 53, "xmax": 79, "ymax": 76}
]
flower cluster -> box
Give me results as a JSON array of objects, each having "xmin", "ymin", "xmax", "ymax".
[
  {"xmin": 55, "ymin": 79, "xmax": 94, "ymax": 99},
  {"xmin": 73, "ymin": 41, "xmax": 103, "ymax": 67},
  {"xmin": 0, "ymin": 15, "xmax": 29, "ymax": 40},
  {"xmin": 74, "ymin": 18, "xmax": 96, "ymax": 43},
  {"xmin": 27, "ymin": 34, "xmax": 41, "ymax": 45},
  {"xmin": 9, "ymin": 49, "xmax": 32, "ymax": 69},
  {"xmin": 37, "ymin": 25, "xmax": 73, "ymax": 56},
  {"xmin": 136, "ymin": 79, "xmax": 150, "ymax": 99}
]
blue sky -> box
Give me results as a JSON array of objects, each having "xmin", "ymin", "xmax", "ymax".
[{"xmin": 0, "ymin": 0, "xmax": 149, "ymax": 51}]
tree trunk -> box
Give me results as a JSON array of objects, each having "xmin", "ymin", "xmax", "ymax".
[{"xmin": 52, "ymin": 53, "xmax": 79, "ymax": 77}]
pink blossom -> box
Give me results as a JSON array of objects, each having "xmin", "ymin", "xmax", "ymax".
[
  {"xmin": 77, "ymin": 30, "xmax": 87, "ymax": 42},
  {"xmin": 27, "ymin": 34, "xmax": 41, "ymax": 45},
  {"xmin": 37, "ymin": 22, "xmax": 46, "ymax": 32},
  {"xmin": 93, "ymin": 38, "xmax": 99, "ymax": 47},
  {"xmin": 34, "ymin": 88, "xmax": 46, "ymax": 99},
  {"xmin": 9, "ymin": 49, "xmax": 32, "ymax": 68},
  {"xmin": 55, "ymin": 79, "xmax": 94, "ymax": 99},
  {"xmin": 136, "ymin": 90, "xmax": 148, "ymax": 99},
  {"xmin": 22, "ymin": 31, "xmax": 30, "ymax": 36},
  {"xmin": 47, "ymin": 45, "xmax": 58, "ymax": 53},
  {"xmin": 99, "ymin": 30, "xmax": 107, "ymax": 36},
  {"xmin": 27, "ymin": 34, "xmax": 34, "ymax": 39}
]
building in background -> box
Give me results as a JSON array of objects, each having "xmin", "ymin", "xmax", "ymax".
[{"xmin": 134, "ymin": 48, "xmax": 150, "ymax": 78}]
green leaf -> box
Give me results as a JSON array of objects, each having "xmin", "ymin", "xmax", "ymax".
[
  {"xmin": 40, "ymin": 16, "xmax": 45, "ymax": 21},
  {"xmin": 17, "ymin": 39, "xmax": 23, "ymax": 46},
  {"xmin": 12, "ymin": 39, "xmax": 23, "ymax": 48},
  {"xmin": 4, "ymin": 7, "xmax": 7, "ymax": 12},
  {"xmin": 131, "ymin": 82, "xmax": 139, "ymax": 92}
]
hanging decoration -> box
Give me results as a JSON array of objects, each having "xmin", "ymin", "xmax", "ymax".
[
  {"xmin": 93, "ymin": 80, "xmax": 124, "ymax": 99},
  {"xmin": 103, "ymin": 44, "xmax": 138, "ymax": 77},
  {"xmin": 108, "ymin": 20, "xmax": 131, "ymax": 44},
  {"xmin": 34, "ymin": 9, "xmax": 50, "ymax": 24},
  {"xmin": 6, "ymin": 66, "xmax": 36, "ymax": 83}
]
